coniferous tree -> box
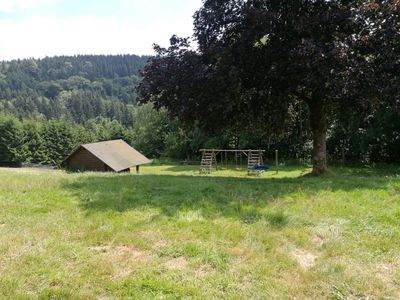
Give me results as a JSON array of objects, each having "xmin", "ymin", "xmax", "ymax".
[{"xmin": 0, "ymin": 115, "xmax": 22, "ymax": 166}]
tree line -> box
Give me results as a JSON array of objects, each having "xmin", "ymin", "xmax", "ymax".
[
  {"xmin": 0, "ymin": 41, "xmax": 399, "ymax": 168},
  {"xmin": 2, "ymin": 101, "xmax": 399, "ymax": 167},
  {"xmin": 0, "ymin": 104, "xmax": 171, "ymax": 166}
]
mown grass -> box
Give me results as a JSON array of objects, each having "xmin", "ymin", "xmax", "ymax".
[{"xmin": 0, "ymin": 164, "xmax": 399, "ymax": 299}]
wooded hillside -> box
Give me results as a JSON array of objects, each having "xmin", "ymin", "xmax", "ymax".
[{"xmin": 0, "ymin": 55, "xmax": 149, "ymax": 125}]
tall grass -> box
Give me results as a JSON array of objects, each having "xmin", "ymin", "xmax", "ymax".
[{"xmin": 0, "ymin": 164, "xmax": 399, "ymax": 299}]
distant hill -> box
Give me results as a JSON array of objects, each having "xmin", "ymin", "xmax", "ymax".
[
  {"xmin": 0, "ymin": 54, "xmax": 150, "ymax": 80},
  {"xmin": 0, "ymin": 55, "xmax": 150, "ymax": 125}
]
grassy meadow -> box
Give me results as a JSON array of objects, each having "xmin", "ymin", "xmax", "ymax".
[{"xmin": 0, "ymin": 163, "xmax": 400, "ymax": 299}]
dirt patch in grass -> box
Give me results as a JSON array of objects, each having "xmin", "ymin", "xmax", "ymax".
[
  {"xmin": 377, "ymin": 262, "xmax": 400, "ymax": 296},
  {"xmin": 153, "ymin": 240, "xmax": 168, "ymax": 249},
  {"xmin": 90, "ymin": 245, "xmax": 149, "ymax": 258},
  {"xmin": 89, "ymin": 245, "xmax": 151, "ymax": 280},
  {"xmin": 138, "ymin": 230, "xmax": 167, "ymax": 248},
  {"xmin": 290, "ymin": 248, "xmax": 318, "ymax": 270},
  {"xmin": 313, "ymin": 218, "xmax": 348, "ymax": 244},
  {"xmin": 164, "ymin": 256, "xmax": 188, "ymax": 270},
  {"xmin": 89, "ymin": 245, "xmax": 109, "ymax": 253},
  {"xmin": 195, "ymin": 264, "xmax": 214, "ymax": 277},
  {"xmin": 229, "ymin": 247, "xmax": 251, "ymax": 264},
  {"xmin": 6, "ymin": 244, "xmax": 33, "ymax": 260},
  {"xmin": 310, "ymin": 234, "xmax": 324, "ymax": 247},
  {"xmin": 329, "ymin": 257, "xmax": 400, "ymax": 298}
]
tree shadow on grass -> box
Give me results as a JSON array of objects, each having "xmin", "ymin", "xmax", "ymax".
[
  {"xmin": 159, "ymin": 164, "xmax": 311, "ymax": 174},
  {"xmin": 61, "ymin": 169, "xmax": 398, "ymax": 224},
  {"xmin": 163, "ymin": 164, "xmax": 400, "ymax": 177}
]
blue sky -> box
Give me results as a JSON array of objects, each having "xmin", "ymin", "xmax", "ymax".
[{"xmin": 0, "ymin": 0, "xmax": 202, "ymax": 60}]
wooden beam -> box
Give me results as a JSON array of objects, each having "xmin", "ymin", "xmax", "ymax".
[{"xmin": 200, "ymin": 149, "xmax": 265, "ymax": 153}]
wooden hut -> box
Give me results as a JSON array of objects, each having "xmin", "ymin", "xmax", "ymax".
[{"xmin": 64, "ymin": 140, "xmax": 151, "ymax": 173}]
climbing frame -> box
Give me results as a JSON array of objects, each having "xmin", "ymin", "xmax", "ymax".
[
  {"xmin": 200, "ymin": 150, "xmax": 218, "ymax": 174},
  {"xmin": 247, "ymin": 150, "xmax": 264, "ymax": 175},
  {"xmin": 199, "ymin": 149, "xmax": 265, "ymax": 175}
]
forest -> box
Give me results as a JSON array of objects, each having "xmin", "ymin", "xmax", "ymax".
[{"xmin": 0, "ymin": 55, "xmax": 148, "ymax": 125}]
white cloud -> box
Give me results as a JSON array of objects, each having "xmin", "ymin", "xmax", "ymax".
[
  {"xmin": 0, "ymin": 0, "xmax": 203, "ymax": 60},
  {"xmin": 0, "ymin": 13, "xmax": 196, "ymax": 60},
  {"xmin": 0, "ymin": 0, "xmax": 54, "ymax": 13}
]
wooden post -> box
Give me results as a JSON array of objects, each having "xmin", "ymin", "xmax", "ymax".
[{"xmin": 275, "ymin": 150, "xmax": 278, "ymax": 174}]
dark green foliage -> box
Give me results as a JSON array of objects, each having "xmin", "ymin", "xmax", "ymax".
[
  {"xmin": 0, "ymin": 54, "xmax": 148, "ymax": 82},
  {"xmin": 41, "ymin": 120, "xmax": 75, "ymax": 166},
  {"xmin": 0, "ymin": 114, "xmax": 136, "ymax": 166},
  {"xmin": 128, "ymin": 103, "xmax": 171, "ymax": 158},
  {"xmin": 0, "ymin": 55, "xmax": 148, "ymax": 126},
  {"xmin": 0, "ymin": 115, "xmax": 22, "ymax": 166},
  {"xmin": 328, "ymin": 106, "xmax": 400, "ymax": 164},
  {"xmin": 20, "ymin": 121, "xmax": 47, "ymax": 164}
]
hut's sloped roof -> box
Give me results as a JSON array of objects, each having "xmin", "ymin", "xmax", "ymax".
[{"xmin": 81, "ymin": 140, "xmax": 151, "ymax": 172}]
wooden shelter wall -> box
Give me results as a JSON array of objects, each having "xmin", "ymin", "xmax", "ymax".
[{"xmin": 66, "ymin": 148, "xmax": 110, "ymax": 172}]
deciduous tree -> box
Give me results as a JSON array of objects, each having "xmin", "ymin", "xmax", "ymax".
[{"xmin": 139, "ymin": 0, "xmax": 400, "ymax": 175}]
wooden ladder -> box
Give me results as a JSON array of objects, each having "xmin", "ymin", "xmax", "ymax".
[
  {"xmin": 247, "ymin": 150, "xmax": 263, "ymax": 175},
  {"xmin": 200, "ymin": 151, "xmax": 217, "ymax": 174}
]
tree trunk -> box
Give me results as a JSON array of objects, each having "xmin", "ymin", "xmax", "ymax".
[{"xmin": 309, "ymin": 103, "xmax": 327, "ymax": 175}]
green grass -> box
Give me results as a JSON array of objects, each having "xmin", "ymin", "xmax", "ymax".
[{"xmin": 0, "ymin": 164, "xmax": 400, "ymax": 299}]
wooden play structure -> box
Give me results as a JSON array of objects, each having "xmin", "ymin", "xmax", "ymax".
[{"xmin": 199, "ymin": 149, "xmax": 266, "ymax": 175}]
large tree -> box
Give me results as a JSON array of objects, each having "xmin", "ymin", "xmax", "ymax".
[{"xmin": 138, "ymin": 0, "xmax": 399, "ymax": 175}]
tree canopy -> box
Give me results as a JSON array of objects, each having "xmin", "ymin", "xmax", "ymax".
[{"xmin": 138, "ymin": 0, "xmax": 400, "ymax": 174}]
